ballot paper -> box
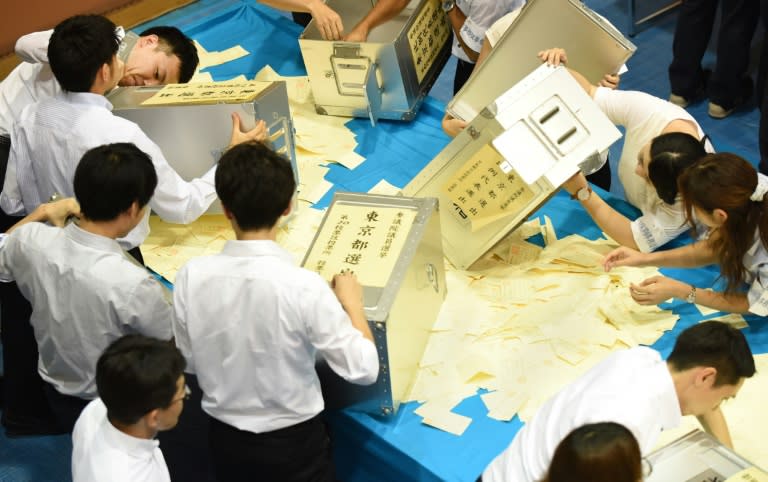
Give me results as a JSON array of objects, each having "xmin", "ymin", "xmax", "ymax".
[{"xmin": 726, "ymin": 467, "xmax": 768, "ymax": 482}]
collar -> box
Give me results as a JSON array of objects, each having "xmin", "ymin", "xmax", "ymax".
[
  {"xmin": 103, "ymin": 416, "xmax": 161, "ymax": 460},
  {"xmin": 221, "ymin": 239, "xmax": 295, "ymax": 264},
  {"xmin": 65, "ymin": 223, "xmax": 126, "ymax": 256},
  {"xmin": 656, "ymin": 361, "xmax": 683, "ymax": 430},
  {"xmin": 63, "ymin": 92, "xmax": 114, "ymax": 111}
]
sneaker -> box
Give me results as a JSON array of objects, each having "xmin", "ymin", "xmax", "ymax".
[
  {"xmin": 669, "ymin": 69, "xmax": 711, "ymax": 108},
  {"xmin": 669, "ymin": 93, "xmax": 690, "ymax": 107},
  {"xmin": 707, "ymin": 101, "xmax": 733, "ymax": 119},
  {"xmin": 707, "ymin": 77, "xmax": 753, "ymax": 119}
]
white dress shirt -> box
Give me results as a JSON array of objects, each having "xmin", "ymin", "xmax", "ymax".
[
  {"xmin": 453, "ymin": 0, "xmax": 524, "ymax": 62},
  {"xmin": 0, "ymin": 223, "xmax": 173, "ymax": 398},
  {"xmin": 1, "ymin": 92, "xmax": 217, "ymax": 248},
  {"xmin": 593, "ymin": 87, "xmax": 714, "ymax": 252},
  {"xmin": 742, "ymin": 231, "xmax": 768, "ymax": 315},
  {"xmin": 72, "ymin": 398, "xmax": 170, "ymax": 482},
  {"xmin": 483, "ymin": 347, "xmax": 682, "ymax": 482},
  {"xmin": 172, "ymin": 239, "xmax": 379, "ymax": 433}
]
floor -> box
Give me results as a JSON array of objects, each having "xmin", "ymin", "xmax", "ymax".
[{"xmin": 0, "ymin": 0, "xmax": 764, "ymax": 480}]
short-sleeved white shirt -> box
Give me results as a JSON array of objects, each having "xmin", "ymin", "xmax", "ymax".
[{"xmin": 453, "ymin": 0, "xmax": 525, "ymax": 62}]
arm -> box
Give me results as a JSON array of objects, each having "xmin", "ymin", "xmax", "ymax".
[
  {"xmin": 603, "ymin": 240, "xmax": 718, "ymax": 271},
  {"xmin": 697, "ymin": 407, "xmax": 733, "ymax": 449},
  {"xmin": 15, "ymin": 29, "xmax": 53, "ymax": 64},
  {"xmin": 259, "ymin": 0, "xmax": 344, "ymax": 40},
  {"xmin": 332, "ymin": 271, "xmax": 373, "ymax": 342},
  {"xmin": 447, "ymin": 7, "xmax": 478, "ymax": 62},
  {"xmin": 6, "ymin": 198, "xmax": 80, "ymax": 234},
  {"xmin": 344, "ymin": 0, "xmax": 410, "ymax": 42},
  {"xmin": 627, "ymin": 276, "xmax": 750, "ymax": 313}
]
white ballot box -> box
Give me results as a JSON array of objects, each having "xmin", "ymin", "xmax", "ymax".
[
  {"xmin": 403, "ymin": 65, "xmax": 621, "ymax": 270},
  {"xmin": 448, "ymin": 0, "xmax": 636, "ymax": 122},
  {"xmin": 303, "ymin": 193, "xmax": 446, "ymax": 415},
  {"xmin": 646, "ymin": 430, "xmax": 765, "ymax": 482},
  {"xmin": 299, "ymin": 0, "xmax": 451, "ymax": 125},
  {"xmin": 108, "ymin": 81, "xmax": 297, "ymax": 213}
]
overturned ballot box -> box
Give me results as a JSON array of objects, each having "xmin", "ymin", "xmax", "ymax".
[
  {"xmin": 404, "ymin": 65, "xmax": 621, "ymax": 270},
  {"xmin": 108, "ymin": 80, "xmax": 297, "ymax": 212},
  {"xmin": 299, "ymin": 0, "xmax": 451, "ymax": 125},
  {"xmin": 645, "ymin": 430, "xmax": 765, "ymax": 481},
  {"xmin": 448, "ymin": 0, "xmax": 636, "ymax": 122},
  {"xmin": 302, "ymin": 193, "xmax": 446, "ymax": 415}
]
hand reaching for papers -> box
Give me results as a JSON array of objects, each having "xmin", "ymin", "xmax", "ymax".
[
  {"xmin": 628, "ymin": 276, "xmax": 689, "ymax": 305},
  {"xmin": 228, "ymin": 113, "xmax": 267, "ymax": 147},
  {"xmin": 343, "ymin": 24, "xmax": 369, "ymax": 42},
  {"xmin": 308, "ymin": 0, "xmax": 344, "ymax": 40},
  {"xmin": 441, "ymin": 113, "xmax": 467, "ymax": 138},
  {"xmin": 602, "ymin": 246, "xmax": 649, "ymax": 271}
]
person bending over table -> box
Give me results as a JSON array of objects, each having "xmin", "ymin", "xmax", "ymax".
[
  {"xmin": 544, "ymin": 422, "xmax": 645, "ymax": 482},
  {"xmin": 482, "ymin": 321, "xmax": 755, "ymax": 482},
  {"xmin": 536, "ymin": 48, "xmax": 714, "ymax": 253},
  {"xmin": 604, "ymin": 153, "xmax": 768, "ymax": 316}
]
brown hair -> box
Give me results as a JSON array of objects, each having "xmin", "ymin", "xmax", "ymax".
[
  {"xmin": 542, "ymin": 423, "xmax": 642, "ymax": 482},
  {"xmin": 678, "ymin": 153, "xmax": 768, "ymax": 292}
]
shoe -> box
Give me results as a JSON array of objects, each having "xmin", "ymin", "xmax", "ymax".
[
  {"xmin": 669, "ymin": 69, "xmax": 711, "ymax": 108},
  {"xmin": 708, "ymin": 101, "xmax": 733, "ymax": 119},
  {"xmin": 708, "ymin": 77, "xmax": 754, "ymax": 119},
  {"xmin": 669, "ymin": 93, "xmax": 690, "ymax": 107}
]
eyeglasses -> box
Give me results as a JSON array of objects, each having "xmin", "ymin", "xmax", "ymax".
[
  {"xmin": 171, "ymin": 384, "xmax": 191, "ymax": 404},
  {"xmin": 642, "ymin": 457, "xmax": 653, "ymax": 479}
]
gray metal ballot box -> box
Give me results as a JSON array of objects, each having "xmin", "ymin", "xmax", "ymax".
[
  {"xmin": 448, "ymin": 0, "xmax": 636, "ymax": 122},
  {"xmin": 646, "ymin": 430, "xmax": 764, "ymax": 481},
  {"xmin": 107, "ymin": 81, "xmax": 297, "ymax": 213},
  {"xmin": 404, "ymin": 65, "xmax": 621, "ymax": 270},
  {"xmin": 299, "ymin": 0, "xmax": 451, "ymax": 125},
  {"xmin": 302, "ymin": 193, "xmax": 446, "ymax": 416}
]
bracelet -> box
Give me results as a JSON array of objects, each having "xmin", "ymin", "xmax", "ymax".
[{"xmin": 685, "ymin": 285, "xmax": 697, "ymax": 304}]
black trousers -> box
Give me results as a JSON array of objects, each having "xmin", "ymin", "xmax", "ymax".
[
  {"xmin": 208, "ymin": 414, "xmax": 336, "ymax": 482},
  {"xmin": 668, "ymin": 0, "xmax": 759, "ymax": 107},
  {"xmin": 454, "ymin": 58, "xmax": 475, "ymax": 95},
  {"xmin": 758, "ymin": 0, "xmax": 768, "ymax": 174},
  {"xmin": 42, "ymin": 383, "xmax": 90, "ymax": 433}
]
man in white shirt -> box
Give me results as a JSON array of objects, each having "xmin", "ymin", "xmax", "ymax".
[
  {"xmin": 0, "ymin": 23, "xmax": 198, "ymax": 231},
  {"xmin": 0, "ymin": 142, "xmax": 175, "ymax": 433},
  {"xmin": 482, "ymin": 321, "xmax": 755, "ymax": 482},
  {"xmin": 172, "ymin": 142, "xmax": 380, "ymax": 481},
  {"xmin": 72, "ymin": 334, "xmax": 187, "ymax": 482}
]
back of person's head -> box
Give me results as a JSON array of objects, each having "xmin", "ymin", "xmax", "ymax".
[
  {"xmin": 648, "ymin": 132, "xmax": 707, "ymax": 204},
  {"xmin": 139, "ymin": 26, "xmax": 199, "ymax": 83},
  {"xmin": 216, "ymin": 141, "xmax": 296, "ymax": 231},
  {"xmin": 543, "ymin": 422, "xmax": 642, "ymax": 482},
  {"xmin": 96, "ymin": 334, "xmax": 186, "ymax": 425},
  {"xmin": 74, "ymin": 143, "xmax": 158, "ymax": 222},
  {"xmin": 668, "ymin": 321, "xmax": 755, "ymax": 386},
  {"xmin": 48, "ymin": 15, "xmax": 121, "ymax": 92},
  {"xmin": 678, "ymin": 153, "xmax": 768, "ymax": 291}
]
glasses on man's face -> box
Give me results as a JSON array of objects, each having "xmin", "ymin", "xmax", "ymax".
[
  {"xmin": 641, "ymin": 457, "xmax": 653, "ymax": 479},
  {"xmin": 171, "ymin": 384, "xmax": 191, "ymax": 404}
]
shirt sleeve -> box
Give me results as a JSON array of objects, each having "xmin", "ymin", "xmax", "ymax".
[
  {"xmin": 303, "ymin": 277, "xmax": 379, "ymax": 385},
  {"xmin": 630, "ymin": 200, "xmax": 690, "ymax": 252},
  {"xmin": 171, "ymin": 266, "xmax": 196, "ymax": 373},
  {"xmin": 0, "ymin": 148, "xmax": 26, "ymax": 216},
  {"xmin": 128, "ymin": 127, "xmax": 217, "ymax": 224},
  {"xmin": 485, "ymin": 9, "xmax": 521, "ymax": 48},
  {"xmin": 593, "ymin": 87, "xmax": 671, "ymax": 129},
  {"xmin": 14, "ymin": 29, "xmax": 53, "ymax": 64},
  {"xmin": 747, "ymin": 263, "xmax": 768, "ymax": 316},
  {"xmin": 124, "ymin": 275, "xmax": 174, "ymax": 341},
  {"xmin": 0, "ymin": 232, "xmax": 15, "ymax": 282}
]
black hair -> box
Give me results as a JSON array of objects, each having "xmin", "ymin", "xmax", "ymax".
[
  {"xmin": 74, "ymin": 143, "xmax": 158, "ymax": 221},
  {"xmin": 48, "ymin": 15, "xmax": 121, "ymax": 92},
  {"xmin": 647, "ymin": 132, "xmax": 707, "ymax": 204},
  {"xmin": 215, "ymin": 141, "xmax": 296, "ymax": 231},
  {"xmin": 668, "ymin": 321, "xmax": 755, "ymax": 386},
  {"xmin": 544, "ymin": 423, "xmax": 642, "ymax": 482},
  {"xmin": 139, "ymin": 26, "xmax": 199, "ymax": 83},
  {"xmin": 96, "ymin": 334, "xmax": 186, "ymax": 425}
]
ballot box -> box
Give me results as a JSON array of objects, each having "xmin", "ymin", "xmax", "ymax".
[
  {"xmin": 302, "ymin": 193, "xmax": 446, "ymax": 415},
  {"xmin": 299, "ymin": 0, "xmax": 451, "ymax": 125},
  {"xmin": 646, "ymin": 430, "xmax": 765, "ymax": 481},
  {"xmin": 403, "ymin": 64, "xmax": 621, "ymax": 270},
  {"xmin": 448, "ymin": 0, "xmax": 636, "ymax": 122},
  {"xmin": 108, "ymin": 80, "xmax": 297, "ymax": 213}
]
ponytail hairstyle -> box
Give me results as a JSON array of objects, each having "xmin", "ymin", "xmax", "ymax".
[
  {"xmin": 647, "ymin": 132, "xmax": 707, "ymax": 204},
  {"xmin": 678, "ymin": 153, "xmax": 768, "ymax": 292}
]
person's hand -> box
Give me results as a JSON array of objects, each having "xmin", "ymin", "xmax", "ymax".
[
  {"xmin": 562, "ymin": 172, "xmax": 589, "ymax": 196},
  {"xmin": 442, "ymin": 114, "xmax": 467, "ymax": 138},
  {"xmin": 599, "ymin": 73, "xmax": 620, "ymax": 90},
  {"xmin": 602, "ymin": 246, "xmax": 647, "ymax": 271},
  {"xmin": 229, "ymin": 113, "xmax": 267, "ymax": 147},
  {"xmin": 332, "ymin": 269, "xmax": 364, "ymax": 312},
  {"xmin": 628, "ymin": 276, "xmax": 688, "ymax": 305},
  {"xmin": 41, "ymin": 198, "xmax": 81, "ymax": 227},
  {"xmin": 309, "ymin": 0, "xmax": 344, "ymax": 40},
  {"xmin": 343, "ymin": 23, "xmax": 369, "ymax": 42},
  {"xmin": 537, "ymin": 48, "xmax": 567, "ymax": 66}
]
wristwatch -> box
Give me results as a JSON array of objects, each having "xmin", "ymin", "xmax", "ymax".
[
  {"xmin": 685, "ymin": 285, "xmax": 697, "ymax": 304},
  {"xmin": 442, "ymin": 0, "xmax": 455, "ymax": 12},
  {"xmin": 571, "ymin": 186, "xmax": 592, "ymax": 202}
]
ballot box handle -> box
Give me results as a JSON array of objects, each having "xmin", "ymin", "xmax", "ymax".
[
  {"xmin": 363, "ymin": 62, "xmax": 382, "ymax": 127},
  {"xmin": 331, "ymin": 45, "xmax": 383, "ymax": 125},
  {"xmin": 426, "ymin": 263, "xmax": 439, "ymax": 293}
]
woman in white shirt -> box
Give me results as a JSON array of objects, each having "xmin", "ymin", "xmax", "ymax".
[{"xmin": 604, "ymin": 153, "xmax": 768, "ymax": 315}]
